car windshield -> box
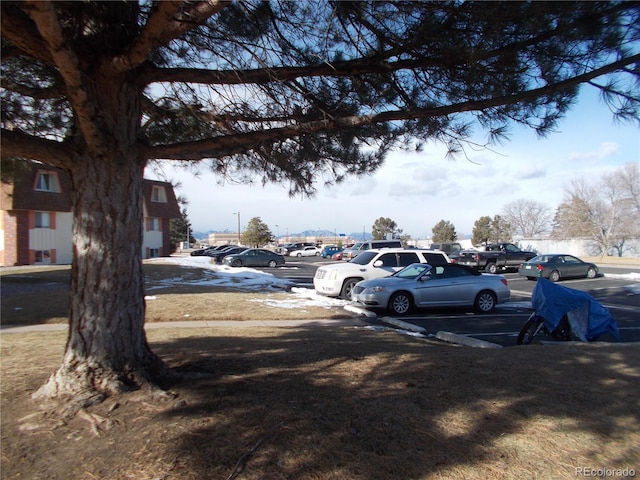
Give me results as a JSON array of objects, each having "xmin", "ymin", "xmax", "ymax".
[
  {"xmin": 351, "ymin": 251, "xmax": 378, "ymax": 265},
  {"xmin": 392, "ymin": 263, "xmax": 431, "ymax": 279}
]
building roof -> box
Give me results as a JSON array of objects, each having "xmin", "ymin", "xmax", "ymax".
[{"xmin": 1, "ymin": 161, "xmax": 180, "ymax": 219}]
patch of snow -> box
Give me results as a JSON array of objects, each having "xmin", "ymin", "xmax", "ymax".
[
  {"xmin": 603, "ymin": 272, "xmax": 640, "ymax": 281},
  {"xmin": 603, "ymin": 272, "xmax": 640, "ymax": 295},
  {"xmin": 145, "ymin": 256, "xmax": 294, "ymax": 291},
  {"xmin": 249, "ymin": 287, "xmax": 351, "ymax": 310}
]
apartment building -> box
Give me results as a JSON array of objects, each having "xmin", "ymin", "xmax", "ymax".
[{"xmin": 1, "ymin": 163, "xmax": 180, "ymax": 266}]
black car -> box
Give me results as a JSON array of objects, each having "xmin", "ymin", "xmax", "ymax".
[
  {"xmin": 190, "ymin": 246, "xmax": 217, "ymax": 256},
  {"xmin": 223, "ymin": 248, "xmax": 286, "ymax": 268},
  {"xmin": 205, "ymin": 246, "xmax": 246, "ymax": 263},
  {"xmin": 191, "ymin": 244, "xmax": 236, "ymax": 256}
]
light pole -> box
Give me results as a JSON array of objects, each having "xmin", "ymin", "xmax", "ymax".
[{"xmin": 234, "ymin": 212, "xmax": 241, "ymax": 244}]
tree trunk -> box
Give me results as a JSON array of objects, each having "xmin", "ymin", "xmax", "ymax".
[{"xmin": 33, "ymin": 155, "xmax": 171, "ymax": 406}]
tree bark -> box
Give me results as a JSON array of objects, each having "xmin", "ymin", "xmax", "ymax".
[
  {"xmin": 33, "ymin": 135, "xmax": 172, "ymax": 407},
  {"xmin": 34, "ymin": 73, "xmax": 171, "ymax": 405}
]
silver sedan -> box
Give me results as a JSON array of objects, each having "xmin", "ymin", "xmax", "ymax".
[{"xmin": 352, "ymin": 263, "xmax": 511, "ymax": 315}]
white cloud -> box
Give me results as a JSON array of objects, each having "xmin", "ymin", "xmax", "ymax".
[
  {"xmin": 519, "ymin": 166, "xmax": 546, "ymax": 180},
  {"xmin": 568, "ymin": 141, "xmax": 620, "ymax": 161}
]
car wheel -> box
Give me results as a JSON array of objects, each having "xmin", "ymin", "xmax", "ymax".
[
  {"xmin": 485, "ymin": 263, "xmax": 498, "ymax": 274},
  {"xmin": 315, "ymin": 252, "xmax": 320, "ymax": 256},
  {"xmin": 474, "ymin": 290, "xmax": 496, "ymax": 313},
  {"xmin": 232, "ymin": 259, "xmax": 242, "ymax": 267},
  {"xmin": 340, "ymin": 278, "xmax": 360, "ymax": 300},
  {"xmin": 586, "ymin": 267, "xmax": 597, "ymax": 279},
  {"xmin": 549, "ymin": 270, "xmax": 561, "ymax": 282},
  {"xmin": 268, "ymin": 260, "xmax": 277, "ymax": 268},
  {"xmin": 389, "ymin": 292, "xmax": 413, "ymax": 316},
  {"xmin": 296, "ymin": 253, "xmax": 302, "ymax": 257}
]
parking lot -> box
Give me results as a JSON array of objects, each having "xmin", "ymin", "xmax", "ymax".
[{"xmin": 278, "ymin": 256, "xmax": 640, "ymax": 346}]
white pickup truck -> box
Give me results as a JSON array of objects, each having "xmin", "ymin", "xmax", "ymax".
[{"xmin": 314, "ymin": 248, "xmax": 450, "ymax": 299}]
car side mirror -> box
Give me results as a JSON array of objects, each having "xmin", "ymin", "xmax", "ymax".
[{"xmin": 373, "ymin": 260, "xmax": 384, "ymax": 267}]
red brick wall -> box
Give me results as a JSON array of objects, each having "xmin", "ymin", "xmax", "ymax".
[{"xmin": 1, "ymin": 211, "xmax": 31, "ymax": 266}]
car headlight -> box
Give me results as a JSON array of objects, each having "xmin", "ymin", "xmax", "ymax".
[{"xmin": 363, "ymin": 286, "xmax": 385, "ymax": 294}]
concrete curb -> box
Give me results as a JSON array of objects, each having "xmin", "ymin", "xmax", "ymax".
[
  {"xmin": 379, "ymin": 317, "xmax": 504, "ymax": 348},
  {"xmin": 380, "ymin": 316, "xmax": 427, "ymax": 333},
  {"xmin": 435, "ymin": 331, "xmax": 503, "ymax": 348}
]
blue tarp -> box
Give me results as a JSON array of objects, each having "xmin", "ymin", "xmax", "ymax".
[{"xmin": 531, "ymin": 278, "xmax": 620, "ymax": 342}]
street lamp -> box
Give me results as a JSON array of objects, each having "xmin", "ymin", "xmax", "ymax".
[{"xmin": 234, "ymin": 212, "xmax": 241, "ymax": 244}]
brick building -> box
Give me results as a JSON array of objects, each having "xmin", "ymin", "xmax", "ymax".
[{"xmin": 1, "ymin": 163, "xmax": 181, "ymax": 266}]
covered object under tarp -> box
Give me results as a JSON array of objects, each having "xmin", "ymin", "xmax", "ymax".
[{"xmin": 531, "ymin": 278, "xmax": 620, "ymax": 341}]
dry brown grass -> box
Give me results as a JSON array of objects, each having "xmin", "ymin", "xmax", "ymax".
[
  {"xmin": 1, "ymin": 328, "xmax": 639, "ymax": 479},
  {"xmin": 1, "ymin": 263, "xmax": 639, "ymax": 479}
]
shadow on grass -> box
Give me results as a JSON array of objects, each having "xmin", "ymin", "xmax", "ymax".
[{"xmin": 150, "ymin": 328, "xmax": 640, "ymax": 479}]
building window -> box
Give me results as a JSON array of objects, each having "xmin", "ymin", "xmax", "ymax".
[
  {"xmin": 35, "ymin": 212, "xmax": 51, "ymax": 228},
  {"xmin": 149, "ymin": 248, "xmax": 160, "ymax": 258},
  {"xmin": 34, "ymin": 171, "xmax": 60, "ymax": 192},
  {"xmin": 148, "ymin": 217, "xmax": 160, "ymax": 231},
  {"xmin": 35, "ymin": 250, "xmax": 51, "ymax": 264},
  {"xmin": 151, "ymin": 186, "xmax": 167, "ymax": 203}
]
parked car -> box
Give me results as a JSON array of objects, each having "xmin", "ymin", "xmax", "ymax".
[
  {"xmin": 205, "ymin": 246, "xmax": 245, "ymax": 263},
  {"xmin": 321, "ymin": 245, "xmax": 342, "ymax": 258},
  {"xmin": 190, "ymin": 246, "xmax": 216, "ymax": 256},
  {"xmin": 428, "ymin": 242, "xmax": 462, "ymax": 255},
  {"xmin": 518, "ymin": 254, "xmax": 599, "ymax": 282},
  {"xmin": 191, "ymin": 244, "xmax": 235, "ymax": 256},
  {"xmin": 288, "ymin": 246, "xmax": 322, "ymax": 257},
  {"xmin": 456, "ymin": 243, "xmax": 536, "ymax": 273},
  {"xmin": 314, "ymin": 248, "xmax": 450, "ymax": 299},
  {"xmin": 223, "ymin": 248, "xmax": 285, "ymax": 268},
  {"xmin": 448, "ymin": 250, "xmax": 461, "ymax": 264},
  {"xmin": 281, "ymin": 242, "xmax": 315, "ymax": 255},
  {"xmin": 352, "ymin": 263, "xmax": 510, "ymax": 315},
  {"xmin": 339, "ymin": 244, "xmax": 355, "ymax": 261},
  {"xmin": 344, "ymin": 239, "xmax": 403, "ymax": 260},
  {"xmin": 332, "ymin": 251, "xmax": 344, "ymax": 261}
]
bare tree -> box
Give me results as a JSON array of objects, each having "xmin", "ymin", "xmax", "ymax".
[
  {"xmin": 552, "ymin": 163, "xmax": 640, "ymax": 255},
  {"xmin": 2, "ymin": 1, "xmax": 639, "ymax": 406},
  {"xmin": 502, "ymin": 199, "xmax": 552, "ymax": 238}
]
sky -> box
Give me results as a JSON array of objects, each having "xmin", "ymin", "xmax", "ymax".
[{"xmin": 147, "ymin": 87, "xmax": 640, "ymax": 240}]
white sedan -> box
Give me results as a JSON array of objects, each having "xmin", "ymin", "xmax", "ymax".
[{"xmin": 289, "ymin": 246, "xmax": 322, "ymax": 257}]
